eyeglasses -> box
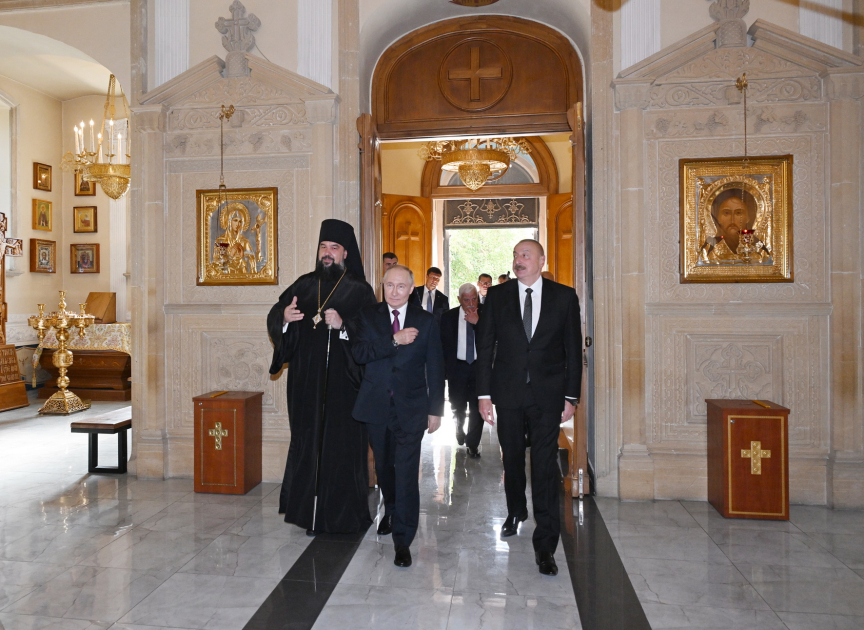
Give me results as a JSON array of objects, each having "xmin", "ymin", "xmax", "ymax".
[{"xmin": 478, "ymin": 281, "xmax": 492, "ymax": 287}]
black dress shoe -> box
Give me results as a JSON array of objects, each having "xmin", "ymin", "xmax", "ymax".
[
  {"xmin": 466, "ymin": 446, "xmax": 481, "ymax": 458},
  {"xmin": 377, "ymin": 515, "xmax": 393, "ymax": 536},
  {"xmin": 536, "ymin": 551, "xmax": 558, "ymax": 576},
  {"xmin": 500, "ymin": 509, "xmax": 528, "ymax": 537},
  {"xmin": 394, "ymin": 544, "xmax": 412, "ymax": 567},
  {"xmin": 455, "ymin": 427, "xmax": 466, "ymax": 446},
  {"xmin": 306, "ymin": 528, "xmax": 316, "ymax": 537}
]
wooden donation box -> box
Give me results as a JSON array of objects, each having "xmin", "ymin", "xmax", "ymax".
[
  {"xmin": 707, "ymin": 399, "xmax": 789, "ymax": 520},
  {"xmin": 194, "ymin": 391, "xmax": 262, "ymax": 494},
  {"xmin": 0, "ymin": 344, "xmax": 28, "ymax": 411}
]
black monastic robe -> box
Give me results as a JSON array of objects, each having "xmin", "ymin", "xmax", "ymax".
[{"xmin": 267, "ymin": 271, "xmax": 376, "ymax": 533}]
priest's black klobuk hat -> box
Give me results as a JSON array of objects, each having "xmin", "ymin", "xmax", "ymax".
[{"xmin": 318, "ymin": 219, "xmax": 365, "ymax": 279}]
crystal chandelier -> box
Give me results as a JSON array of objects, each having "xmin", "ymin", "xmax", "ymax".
[
  {"xmin": 61, "ymin": 74, "xmax": 131, "ymax": 200},
  {"xmin": 419, "ymin": 137, "xmax": 531, "ymax": 191}
]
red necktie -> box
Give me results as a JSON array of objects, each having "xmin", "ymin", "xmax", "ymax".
[{"xmin": 392, "ymin": 309, "xmax": 401, "ymax": 334}]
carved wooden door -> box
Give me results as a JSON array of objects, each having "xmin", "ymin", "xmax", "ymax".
[
  {"xmin": 358, "ymin": 113, "xmax": 382, "ymax": 287},
  {"xmin": 382, "ymin": 194, "xmax": 432, "ymax": 284},
  {"xmin": 547, "ymin": 193, "xmax": 574, "ymax": 288},
  {"xmin": 557, "ymin": 104, "xmax": 591, "ymax": 497}
]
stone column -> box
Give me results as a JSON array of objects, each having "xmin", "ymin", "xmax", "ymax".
[
  {"xmin": 307, "ymin": 98, "xmax": 338, "ymax": 256},
  {"xmin": 336, "ymin": 0, "xmax": 361, "ymax": 228},
  {"xmin": 800, "ymin": 0, "xmax": 843, "ymax": 50},
  {"xmin": 109, "ymin": 195, "xmax": 129, "ymax": 322},
  {"xmin": 826, "ymin": 69, "xmax": 864, "ymax": 507},
  {"xmin": 153, "ymin": 0, "xmax": 190, "ymax": 88},
  {"xmin": 297, "ymin": 0, "xmax": 333, "ymax": 88},
  {"xmin": 129, "ymin": 104, "xmax": 168, "ymax": 479},
  {"xmin": 590, "ymin": 0, "xmax": 620, "ymax": 496},
  {"xmin": 615, "ymin": 84, "xmax": 654, "ymax": 500},
  {"xmin": 620, "ymin": 0, "xmax": 661, "ymax": 70}
]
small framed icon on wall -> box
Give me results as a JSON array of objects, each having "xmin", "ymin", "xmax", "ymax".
[
  {"xmin": 30, "ymin": 239, "xmax": 56, "ymax": 273},
  {"xmin": 73, "ymin": 206, "xmax": 97, "ymax": 233},
  {"xmin": 75, "ymin": 170, "xmax": 96, "ymax": 196},
  {"xmin": 33, "ymin": 162, "xmax": 52, "ymax": 192},
  {"xmin": 70, "ymin": 243, "xmax": 100, "ymax": 273},
  {"xmin": 32, "ymin": 199, "xmax": 52, "ymax": 231}
]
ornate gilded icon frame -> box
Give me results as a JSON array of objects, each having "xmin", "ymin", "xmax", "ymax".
[
  {"xmin": 680, "ymin": 155, "xmax": 793, "ymax": 283},
  {"xmin": 196, "ymin": 187, "xmax": 278, "ymax": 286}
]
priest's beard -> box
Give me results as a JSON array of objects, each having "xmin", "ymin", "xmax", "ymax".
[{"xmin": 315, "ymin": 258, "xmax": 346, "ymax": 282}]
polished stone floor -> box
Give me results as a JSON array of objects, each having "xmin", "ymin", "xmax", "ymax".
[{"xmin": 1, "ymin": 392, "xmax": 863, "ymax": 630}]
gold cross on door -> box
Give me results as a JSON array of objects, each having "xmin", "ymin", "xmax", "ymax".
[{"xmin": 741, "ymin": 440, "xmax": 771, "ymax": 475}]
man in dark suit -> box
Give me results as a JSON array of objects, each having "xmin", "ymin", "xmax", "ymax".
[
  {"xmin": 440, "ymin": 283, "xmax": 483, "ymax": 457},
  {"xmin": 476, "ymin": 239, "xmax": 582, "ymax": 577},
  {"xmin": 477, "ymin": 273, "xmax": 492, "ymax": 304},
  {"xmin": 409, "ymin": 266, "xmax": 449, "ymax": 321},
  {"xmin": 353, "ymin": 264, "xmax": 445, "ymax": 569}
]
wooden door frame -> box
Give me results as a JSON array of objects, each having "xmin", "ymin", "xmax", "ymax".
[{"xmin": 360, "ymin": 16, "xmax": 591, "ymax": 496}]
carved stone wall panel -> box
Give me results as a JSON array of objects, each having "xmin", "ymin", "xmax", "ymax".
[
  {"xmin": 182, "ymin": 76, "xmax": 306, "ymax": 107},
  {"xmin": 647, "ymin": 314, "xmax": 829, "ymax": 455},
  {"xmin": 168, "ymin": 104, "xmax": 308, "ymax": 131},
  {"xmin": 166, "ymin": 130, "xmax": 312, "ymax": 157},
  {"xmin": 645, "ymin": 103, "xmax": 827, "ymax": 138},
  {"xmin": 647, "ymin": 77, "xmax": 822, "ymax": 109},
  {"xmin": 660, "ymin": 48, "xmax": 815, "ymax": 83},
  {"xmin": 646, "ymin": 134, "xmax": 826, "ymax": 303},
  {"xmin": 171, "ymin": 314, "xmax": 289, "ymax": 434}
]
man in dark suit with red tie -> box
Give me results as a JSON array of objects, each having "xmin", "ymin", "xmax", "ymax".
[
  {"xmin": 409, "ymin": 266, "xmax": 449, "ymax": 321},
  {"xmin": 352, "ymin": 264, "xmax": 445, "ymax": 569},
  {"xmin": 476, "ymin": 239, "xmax": 583, "ymax": 576}
]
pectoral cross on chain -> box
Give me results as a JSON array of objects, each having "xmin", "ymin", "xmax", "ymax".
[
  {"xmin": 208, "ymin": 422, "xmax": 229, "ymax": 450},
  {"xmin": 741, "ymin": 440, "xmax": 771, "ymax": 475}
]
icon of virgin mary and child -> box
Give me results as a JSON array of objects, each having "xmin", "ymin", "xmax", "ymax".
[
  {"xmin": 698, "ymin": 186, "xmax": 772, "ymax": 265},
  {"xmin": 212, "ymin": 202, "xmax": 266, "ymax": 275}
]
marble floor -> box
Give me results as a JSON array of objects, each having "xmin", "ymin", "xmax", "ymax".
[{"xmin": 1, "ymin": 391, "xmax": 863, "ymax": 630}]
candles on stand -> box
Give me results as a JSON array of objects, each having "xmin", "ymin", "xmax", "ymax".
[
  {"xmin": 97, "ymin": 133, "xmax": 103, "ymax": 162},
  {"xmin": 89, "ymin": 120, "xmax": 94, "ymax": 153},
  {"xmin": 74, "ymin": 126, "xmax": 80, "ymax": 155},
  {"xmin": 117, "ymin": 134, "xmax": 123, "ymax": 164}
]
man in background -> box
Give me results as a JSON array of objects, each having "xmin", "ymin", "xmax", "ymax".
[
  {"xmin": 477, "ymin": 273, "xmax": 492, "ymax": 304},
  {"xmin": 441, "ymin": 283, "xmax": 483, "ymax": 457},
  {"xmin": 378, "ymin": 252, "xmax": 398, "ymax": 301},
  {"xmin": 497, "ymin": 273, "xmax": 509, "ymax": 284},
  {"xmin": 409, "ymin": 266, "xmax": 449, "ymax": 321}
]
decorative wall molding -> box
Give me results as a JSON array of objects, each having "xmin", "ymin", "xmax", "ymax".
[
  {"xmin": 799, "ymin": 0, "xmax": 844, "ymax": 50},
  {"xmin": 644, "ymin": 102, "xmax": 827, "ymax": 138},
  {"xmin": 0, "ymin": 0, "xmax": 115, "ymax": 9},
  {"xmin": 153, "ymin": 0, "xmax": 189, "ymax": 88},
  {"xmin": 620, "ymin": 0, "xmax": 661, "ymax": 70},
  {"xmin": 825, "ymin": 69, "xmax": 864, "ymax": 101},
  {"xmin": 297, "ymin": 0, "xmax": 333, "ymax": 88}
]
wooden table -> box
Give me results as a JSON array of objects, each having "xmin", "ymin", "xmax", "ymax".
[
  {"xmin": 37, "ymin": 323, "xmax": 131, "ymax": 401},
  {"xmin": 707, "ymin": 399, "xmax": 789, "ymax": 520}
]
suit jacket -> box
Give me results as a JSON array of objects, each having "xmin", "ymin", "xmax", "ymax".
[
  {"xmin": 475, "ymin": 278, "xmax": 582, "ymax": 414},
  {"xmin": 352, "ymin": 302, "xmax": 446, "ymax": 433},
  {"xmin": 409, "ymin": 286, "xmax": 449, "ymax": 321},
  {"xmin": 440, "ymin": 305, "xmax": 482, "ymax": 384}
]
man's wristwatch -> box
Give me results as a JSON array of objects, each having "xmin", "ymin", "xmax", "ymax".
[
  {"xmin": 392, "ymin": 337, "xmax": 399, "ymax": 348},
  {"xmin": 565, "ymin": 397, "xmax": 580, "ymax": 405}
]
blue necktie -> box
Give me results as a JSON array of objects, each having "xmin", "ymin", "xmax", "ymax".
[
  {"xmin": 466, "ymin": 322, "xmax": 475, "ymax": 365},
  {"xmin": 427, "ymin": 290, "xmax": 434, "ymax": 313}
]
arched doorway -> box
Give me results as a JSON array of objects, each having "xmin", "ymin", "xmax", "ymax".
[{"xmin": 360, "ymin": 15, "xmax": 591, "ymax": 494}]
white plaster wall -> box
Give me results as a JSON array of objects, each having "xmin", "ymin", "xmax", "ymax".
[
  {"xmin": 0, "ymin": 1, "xmax": 131, "ymax": 91},
  {"xmin": 0, "ymin": 77, "xmax": 63, "ymax": 327}
]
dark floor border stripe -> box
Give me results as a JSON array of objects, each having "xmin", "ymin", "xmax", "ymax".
[
  {"xmin": 560, "ymin": 491, "xmax": 652, "ymax": 630},
  {"xmin": 243, "ymin": 525, "xmax": 370, "ymax": 630}
]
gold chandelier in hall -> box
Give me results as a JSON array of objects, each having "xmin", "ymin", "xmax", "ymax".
[
  {"xmin": 61, "ymin": 74, "xmax": 131, "ymax": 200},
  {"xmin": 419, "ymin": 137, "xmax": 531, "ymax": 191}
]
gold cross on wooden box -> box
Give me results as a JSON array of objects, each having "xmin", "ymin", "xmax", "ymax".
[{"xmin": 741, "ymin": 440, "xmax": 771, "ymax": 475}]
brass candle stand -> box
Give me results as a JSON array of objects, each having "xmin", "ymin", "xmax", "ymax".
[{"xmin": 28, "ymin": 291, "xmax": 95, "ymax": 414}]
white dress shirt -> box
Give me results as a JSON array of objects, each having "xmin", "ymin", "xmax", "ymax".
[
  {"xmin": 420, "ymin": 287, "xmax": 435, "ymax": 311},
  {"xmin": 388, "ymin": 302, "xmax": 408, "ymax": 330},
  {"xmin": 456, "ymin": 306, "xmax": 476, "ymax": 361},
  {"xmin": 517, "ymin": 276, "xmax": 543, "ymax": 336}
]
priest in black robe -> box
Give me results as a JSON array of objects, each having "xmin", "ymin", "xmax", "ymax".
[{"xmin": 267, "ymin": 219, "xmax": 376, "ymax": 534}]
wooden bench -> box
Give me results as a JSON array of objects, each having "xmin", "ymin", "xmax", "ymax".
[{"xmin": 71, "ymin": 407, "xmax": 132, "ymax": 474}]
